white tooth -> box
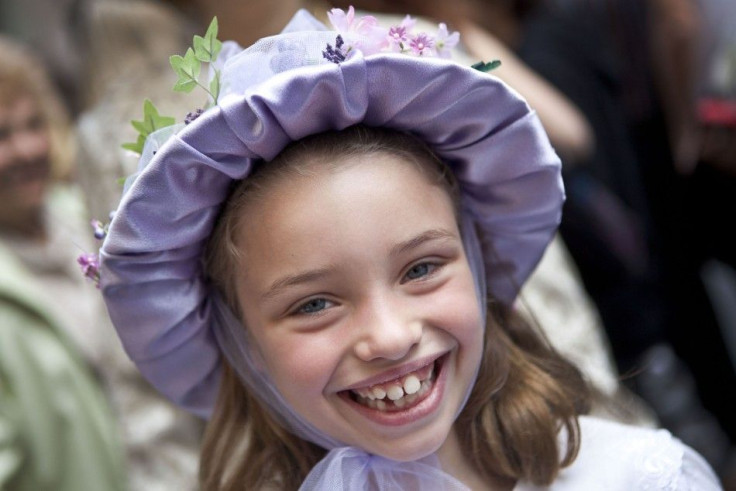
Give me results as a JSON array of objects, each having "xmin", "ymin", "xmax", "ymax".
[
  {"xmin": 365, "ymin": 390, "xmax": 376, "ymax": 400},
  {"xmin": 394, "ymin": 397, "xmax": 406, "ymax": 408},
  {"xmin": 387, "ymin": 385, "xmax": 404, "ymax": 401},
  {"xmin": 403, "ymin": 375, "xmax": 420, "ymax": 395},
  {"xmin": 405, "ymin": 393, "xmax": 418, "ymax": 405},
  {"xmin": 366, "ymin": 399, "xmax": 377, "ymax": 409},
  {"xmin": 372, "ymin": 387, "xmax": 386, "ymax": 400},
  {"xmin": 376, "ymin": 400, "xmax": 387, "ymax": 411}
]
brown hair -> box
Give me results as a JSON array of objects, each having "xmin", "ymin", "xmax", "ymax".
[
  {"xmin": 0, "ymin": 36, "xmax": 75, "ymax": 181},
  {"xmin": 200, "ymin": 125, "xmax": 589, "ymax": 490}
]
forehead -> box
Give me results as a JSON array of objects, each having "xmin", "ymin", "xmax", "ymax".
[
  {"xmin": 235, "ymin": 152, "xmax": 459, "ymax": 270},
  {"xmin": 242, "ymin": 150, "xmax": 453, "ymax": 221}
]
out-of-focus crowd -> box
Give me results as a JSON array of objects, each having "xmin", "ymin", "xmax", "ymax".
[{"xmin": 0, "ymin": 0, "xmax": 734, "ymax": 489}]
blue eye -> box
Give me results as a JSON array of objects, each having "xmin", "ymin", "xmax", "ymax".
[
  {"xmin": 298, "ymin": 298, "xmax": 328, "ymax": 314},
  {"xmin": 404, "ymin": 263, "xmax": 434, "ymax": 281}
]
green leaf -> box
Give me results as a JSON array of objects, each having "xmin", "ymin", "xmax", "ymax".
[
  {"xmin": 193, "ymin": 35, "xmax": 222, "ymax": 63},
  {"xmin": 121, "ymin": 134, "xmax": 146, "ymax": 154},
  {"xmin": 170, "ymin": 48, "xmax": 201, "ymax": 92},
  {"xmin": 131, "ymin": 120, "xmax": 149, "ymax": 135},
  {"xmin": 471, "ymin": 60, "xmax": 502, "ymax": 73},
  {"xmin": 142, "ymin": 99, "xmax": 176, "ymax": 133},
  {"xmin": 121, "ymin": 99, "xmax": 174, "ymax": 155},
  {"xmin": 193, "ymin": 17, "xmax": 222, "ymax": 62},
  {"xmin": 193, "ymin": 36, "xmax": 209, "ymax": 62},
  {"xmin": 173, "ymin": 78, "xmax": 198, "ymax": 93}
]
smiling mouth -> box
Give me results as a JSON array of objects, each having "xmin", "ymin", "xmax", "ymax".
[{"xmin": 344, "ymin": 356, "xmax": 443, "ymax": 412}]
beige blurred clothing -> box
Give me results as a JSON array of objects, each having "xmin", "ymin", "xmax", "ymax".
[
  {"xmin": 518, "ymin": 235, "xmax": 656, "ymax": 426},
  {"xmin": 1, "ymin": 185, "xmax": 203, "ymax": 490},
  {"xmin": 78, "ymin": 0, "xmax": 196, "ymax": 222},
  {"xmin": 518, "ymin": 235, "xmax": 620, "ymax": 397}
]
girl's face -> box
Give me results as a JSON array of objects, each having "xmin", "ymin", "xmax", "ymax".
[{"xmin": 234, "ymin": 152, "xmax": 484, "ymax": 461}]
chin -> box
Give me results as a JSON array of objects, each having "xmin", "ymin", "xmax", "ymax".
[{"xmin": 359, "ymin": 422, "xmax": 452, "ymax": 462}]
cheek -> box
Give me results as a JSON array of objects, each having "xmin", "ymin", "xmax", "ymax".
[
  {"xmin": 430, "ymin": 273, "xmax": 486, "ymax": 371},
  {"xmin": 437, "ymin": 274, "xmax": 485, "ymax": 341},
  {"xmin": 255, "ymin": 330, "xmax": 341, "ymax": 399},
  {"xmin": 24, "ymin": 130, "xmax": 50, "ymax": 160}
]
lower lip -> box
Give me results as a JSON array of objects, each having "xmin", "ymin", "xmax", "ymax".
[{"xmin": 340, "ymin": 354, "xmax": 449, "ymax": 427}]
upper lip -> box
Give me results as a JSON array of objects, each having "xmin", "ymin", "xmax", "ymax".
[{"xmin": 341, "ymin": 351, "xmax": 447, "ymax": 391}]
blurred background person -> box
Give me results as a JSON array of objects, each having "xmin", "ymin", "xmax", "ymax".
[
  {"xmin": 0, "ymin": 0, "xmax": 89, "ymax": 117},
  {"xmin": 0, "ymin": 34, "xmax": 125, "ymax": 490},
  {"xmin": 0, "ymin": 7, "xmax": 205, "ymax": 488}
]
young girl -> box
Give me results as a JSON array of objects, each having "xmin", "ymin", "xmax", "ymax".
[{"xmin": 97, "ymin": 7, "xmax": 721, "ymax": 490}]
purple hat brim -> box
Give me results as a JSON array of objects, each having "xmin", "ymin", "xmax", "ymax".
[{"xmin": 100, "ymin": 53, "xmax": 563, "ymax": 416}]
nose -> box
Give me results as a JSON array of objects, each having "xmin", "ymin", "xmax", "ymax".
[{"xmin": 353, "ymin": 293, "xmax": 422, "ymax": 362}]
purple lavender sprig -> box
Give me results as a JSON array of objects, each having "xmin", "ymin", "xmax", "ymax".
[
  {"xmin": 322, "ymin": 35, "xmax": 347, "ymax": 64},
  {"xmin": 185, "ymin": 108, "xmax": 205, "ymax": 125},
  {"xmin": 77, "ymin": 213, "xmax": 114, "ymax": 288},
  {"xmin": 78, "ymin": 253, "xmax": 101, "ymax": 288}
]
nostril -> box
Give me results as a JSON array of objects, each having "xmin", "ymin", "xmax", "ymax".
[
  {"xmin": 353, "ymin": 325, "xmax": 421, "ymax": 362},
  {"xmin": 353, "ymin": 298, "xmax": 422, "ymax": 361}
]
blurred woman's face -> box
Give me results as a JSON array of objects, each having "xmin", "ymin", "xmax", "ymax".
[{"xmin": 0, "ymin": 94, "xmax": 51, "ymax": 232}]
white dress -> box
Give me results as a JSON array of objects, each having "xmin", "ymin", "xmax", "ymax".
[{"xmin": 515, "ymin": 416, "xmax": 722, "ymax": 490}]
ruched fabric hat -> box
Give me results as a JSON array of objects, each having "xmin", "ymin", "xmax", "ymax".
[{"xmin": 100, "ymin": 9, "xmax": 563, "ymax": 421}]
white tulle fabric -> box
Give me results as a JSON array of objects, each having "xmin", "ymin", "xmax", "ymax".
[{"xmin": 300, "ymin": 448, "xmax": 467, "ymax": 490}]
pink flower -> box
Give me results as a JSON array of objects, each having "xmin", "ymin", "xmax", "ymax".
[
  {"xmin": 434, "ymin": 23, "xmax": 460, "ymax": 59},
  {"xmin": 77, "ymin": 253, "xmax": 101, "ymax": 288},
  {"xmin": 325, "ymin": 8, "xmax": 457, "ymax": 61},
  {"xmin": 327, "ymin": 6, "xmax": 387, "ymax": 55},
  {"xmin": 327, "ymin": 5, "xmax": 357, "ymax": 32},
  {"xmin": 409, "ymin": 33, "xmax": 435, "ymax": 56},
  {"xmin": 387, "ymin": 15, "xmax": 417, "ymax": 52}
]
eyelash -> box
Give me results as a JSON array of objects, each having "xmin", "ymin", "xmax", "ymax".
[
  {"xmin": 401, "ymin": 261, "xmax": 443, "ymax": 284},
  {"xmin": 292, "ymin": 297, "xmax": 334, "ymax": 317},
  {"xmin": 298, "ymin": 298, "xmax": 328, "ymax": 313},
  {"xmin": 290, "ymin": 260, "xmax": 445, "ymax": 317}
]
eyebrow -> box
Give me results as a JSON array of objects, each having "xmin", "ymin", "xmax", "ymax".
[
  {"xmin": 261, "ymin": 229, "xmax": 457, "ymax": 301},
  {"xmin": 390, "ymin": 228, "xmax": 457, "ymax": 257},
  {"xmin": 261, "ymin": 267, "xmax": 335, "ymax": 300}
]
